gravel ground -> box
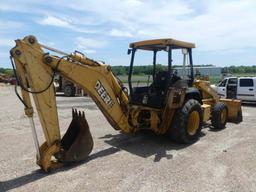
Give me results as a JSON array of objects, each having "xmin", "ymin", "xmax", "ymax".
[{"xmin": 0, "ymin": 84, "xmax": 256, "ymax": 192}]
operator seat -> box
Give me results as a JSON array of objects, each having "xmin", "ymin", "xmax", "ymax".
[
  {"xmin": 129, "ymin": 71, "xmax": 171, "ymax": 108},
  {"xmin": 150, "ymin": 71, "xmax": 171, "ymax": 95}
]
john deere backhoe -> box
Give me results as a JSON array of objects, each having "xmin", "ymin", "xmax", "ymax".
[{"xmin": 10, "ymin": 36, "xmax": 242, "ymax": 172}]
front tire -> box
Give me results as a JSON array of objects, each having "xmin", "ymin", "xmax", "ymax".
[
  {"xmin": 168, "ymin": 99, "xmax": 203, "ymax": 144},
  {"xmin": 235, "ymin": 109, "xmax": 243, "ymax": 123},
  {"xmin": 211, "ymin": 102, "xmax": 228, "ymax": 129},
  {"xmin": 64, "ymin": 85, "xmax": 76, "ymax": 97}
]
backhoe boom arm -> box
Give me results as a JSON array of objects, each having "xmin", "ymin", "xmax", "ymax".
[{"xmin": 10, "ymin": 35, "xmax": 129, "ymax": 171}]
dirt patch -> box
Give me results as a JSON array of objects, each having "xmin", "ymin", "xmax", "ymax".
[{"xmin": 0, "ymin": 86, "xmax": 256, "ymax": 192}]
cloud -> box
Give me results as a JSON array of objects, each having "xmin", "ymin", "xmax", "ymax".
[
  {"xmin": 0, "ymin": 20, "xmax": 24, "ymax": 32},
  {"xmin": 82, "ymin": 49, "xmax": 96, "ymax": 54},
  {"xmin": 76, "ymin": 37, "xmax": 108, "ymax": 48},
  {"xmin": 0, "ymin": 0, "xmax": 33, "ymax": 12},
  {"xmin": 76, "ymin": 37, "xmax": 108, "ymax": 54},
  {"xmin": 60, "ymin": 0, "xmax": 193, "ymax": 29},
  {"xmin": 2, "ymin": 0, "xmax": 256, "ymax": 51},
  {"xmin": 37, "ymin": 15, "xmax": 100, "ymax": 34},
  {"xmin": 57, "ymin": 0, "xmax": 256, "ymax": 51},
  {"xmin": 1, "ymin": 0, "xmax": 256, "ymax": 66},
  {"xmin": 6, "ymin": 0, "xmax": 256, "ymax": 50},
  {"xmin": 109, "ymin": 29, "xmax": 133, "ymax": 37},
  {"xmin": 38, "ymin": 15, "xmax": 71, "ymax": 28},
  {"xmin": 0, "ymin": 39, "xmax": 15, "ymax": 47}
]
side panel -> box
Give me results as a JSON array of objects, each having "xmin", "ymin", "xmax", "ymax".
[{"xmin": 237, "ymin": 78, "xmax": 256, "ymax": 101}]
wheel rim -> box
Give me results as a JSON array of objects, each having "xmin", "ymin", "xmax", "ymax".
[
  {"xmin": 65, "ymin": 86, "xmax": 72, "ymax": 96},
  {"xmin": 187, "ymin": 111, "xmax": 200, "ymax": 136},
  {"xmin": 220, "ymin": 108, "xmax": 227, "ymax": 124}
]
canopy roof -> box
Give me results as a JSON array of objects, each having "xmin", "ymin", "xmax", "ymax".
[{"xmin": 129, "ymin": 38, "xmax": 195, "ymax": 51}]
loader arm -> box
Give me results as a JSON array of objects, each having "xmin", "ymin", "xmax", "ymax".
[
  {"xmin": 193, "ymin": 79, "xmax": 220, "ymax": 102},
  {"xmin": 10, "ymin": 35, "xmax": 130, "ymax": 171}
]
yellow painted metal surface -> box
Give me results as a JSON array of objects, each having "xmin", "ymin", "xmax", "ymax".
[
  {"xmin": 187, "ymin": 111, "xmax": 200, "ymax": 135},
  {"xmin": 197, "ymin": 78, "xmax": 242, "ymax": 122},
  {"xmin": 193, "ymin": 80, "xmax": 220, "ymax": 101},
  {"xmin": 130, "ymin": 38, "xmax": 195, "ymax": 50},
  {"xmin": 37, "ymin": 142, "xmax": 63, "ymax": 172},
  {"xmin": 201, "ymin": 104, "xmax": 211, "ymax": 122},
  {"xmin": 220, "ymin": 98, "xmax": 241, "ymax": 121},
  {"xmin": 11, "ymin": 37, "xmax": 61, "ymax": 146}
]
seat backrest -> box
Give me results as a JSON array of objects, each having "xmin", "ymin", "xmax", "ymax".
[{"xmin": 151, "ymin": 71, "xmax": 170, "ymax": 95}]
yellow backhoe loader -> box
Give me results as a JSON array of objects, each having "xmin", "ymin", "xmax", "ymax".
[{"xmin": 10, "ymin": 36, "xmax": 242, "ymax": 172}]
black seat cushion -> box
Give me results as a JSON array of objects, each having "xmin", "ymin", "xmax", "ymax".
[
  {"xmin": 150, "ymin": 71, "xmax": 171, "ymax": 95},
  {"xmin": 129, "ymin": 71, "xmax": 171, "ymax": 108}
]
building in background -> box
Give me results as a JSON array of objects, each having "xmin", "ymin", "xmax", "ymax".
[{"xmin": 174, "ymin": 66, "xmax": 222, "ymax": 77}]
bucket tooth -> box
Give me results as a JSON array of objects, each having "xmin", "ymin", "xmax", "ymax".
[{"xmin": 58, "ymin": 109, "xmax": 93, "ymax": 162}]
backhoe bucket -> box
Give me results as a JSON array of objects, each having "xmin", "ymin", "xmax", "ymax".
[{"xmin": 59, "ymin": 109, "xmax": 93, "ymax": 162}]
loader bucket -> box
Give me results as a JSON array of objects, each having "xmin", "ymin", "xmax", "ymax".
[
  {"xmin": 58, "ymin": 109, "xmax": 93, "ymax": 162},
  {"xmin": 220, "ymin": 98, "xmax": 243, "ymax": 123}
]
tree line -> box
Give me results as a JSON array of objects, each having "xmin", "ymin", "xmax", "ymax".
[
  {"xmin": 1, "ymin": 65, "xmax": 256, "ymax": 77},
  {"xmin": 111, "ymin": 64, "xmax": 215, "ymax": 76},
  {"xmin": 0, "ymin": 68, "xmax": 14, "ymax": 76},
  {"xmin": 223, "ymin": 66, "xmax": 256, "ymax": 74}
]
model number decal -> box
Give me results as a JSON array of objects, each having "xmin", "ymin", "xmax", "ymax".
[{"xmin": 95, "ymin": 80, "xmax": 113, "ymax": 107}]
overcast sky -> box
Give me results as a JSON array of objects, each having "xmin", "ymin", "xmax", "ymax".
[{"xmin": 1, "ymin": 0, "xmax": 256, "ymax": 68}]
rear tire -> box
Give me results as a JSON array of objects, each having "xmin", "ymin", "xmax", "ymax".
[
  {"xmin": 64, "ymin": 85, "xmax": 76, "ymax": 97},
  {"xmin": 235, "ymin": 109, "xmax": 243, "ymax": 124},
  {"xmin": 168, "ymin": 99, "xmax": 203, "ymax": 144},
  {"xmin": 211, "ymin": 102, "xmax": 228, "ymax": 129}
]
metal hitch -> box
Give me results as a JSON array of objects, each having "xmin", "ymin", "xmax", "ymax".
[{"xmin": 58, "ymin": 109, "xmax": 94, "ymax": 162}]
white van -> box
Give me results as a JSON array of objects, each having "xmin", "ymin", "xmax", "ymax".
[{"xmin": 216, "ymin": 77, "xmax": 256, "ymax": 102}]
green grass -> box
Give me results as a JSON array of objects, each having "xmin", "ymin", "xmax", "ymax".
[
  {"xmin": 118, "ymin": 75, "xmax": 222, "ymax": 85},
  {"xmin": 209, "ymin": 76, "xmax": 222, "ymax": 85},
  {"xmin": 118, "ymin": 73, "xmax": 256, "ymax": 86},
  {"xmin": 118, "ymin": 75, "xmax": 151, "ymax": 83}
]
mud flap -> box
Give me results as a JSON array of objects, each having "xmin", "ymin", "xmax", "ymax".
[{"xmin": 58, "ymin": 109, "xmax": 93, "ymax": 162}]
